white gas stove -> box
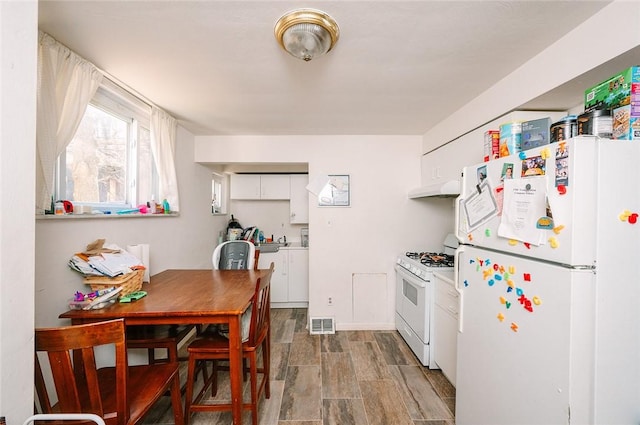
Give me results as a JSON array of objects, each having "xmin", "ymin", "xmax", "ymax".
[{"xmin": 395, "ymin": 234, "xmax": 457, "ymax": 367}]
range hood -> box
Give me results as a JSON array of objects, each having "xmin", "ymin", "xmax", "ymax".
[{"xmin": 408, "ymin": 180, "xmax": 460, "ymax": 199}]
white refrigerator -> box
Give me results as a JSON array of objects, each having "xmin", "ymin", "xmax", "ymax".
[{"xmin": 454, "ymin": 136, "xmax": 640, "ymax": 425}]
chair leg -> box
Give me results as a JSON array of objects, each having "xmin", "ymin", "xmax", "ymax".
[
  {"xmin": 262, "ymin": 339, "xmax": 270, "ymax": 399},
  {"xmin": 170, "ymin": 372, "xmax": 185, "ymax": 425},
  {"xmin": 184, "ymin": 354, "xmax": 198, "ymax": 425},
  {"xmin": 211, "ymin": 360, "xmax": 218, "ymax": 397},
  {"xmin": 249, "ymin": 352, "xmax": 259, "ymax": 425}
]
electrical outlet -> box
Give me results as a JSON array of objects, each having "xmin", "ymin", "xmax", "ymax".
[{"xmin": 327, "ymin": 297, "xmax": 334, "ymax": 306}]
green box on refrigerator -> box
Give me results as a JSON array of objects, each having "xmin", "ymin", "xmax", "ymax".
[{"xmin": 584, "ymin": 66, "xmax": 640, "ymax": 112}]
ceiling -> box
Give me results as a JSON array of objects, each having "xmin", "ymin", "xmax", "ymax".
[{"xmin": 38, "ymin": 1, "xmax": 615, "ymax": 136}]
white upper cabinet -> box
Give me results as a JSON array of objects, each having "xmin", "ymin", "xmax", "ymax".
[
  {"xmin": 229, "ymin": 174, "xmax": 260, "ymax": 199},
  {"xmin": 230, "ymin": 174, "xmax": 290, "ymax": 200},
  {"xmin": 260, "ymin": 175, "xmax": 290, "ymax": 199},
  {"xmin": 289, "ymin": 174, "xmax": 309, "ymax": 224}
]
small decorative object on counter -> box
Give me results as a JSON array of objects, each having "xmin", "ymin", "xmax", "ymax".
[{"xmin": 54, "ymin": 201, "xmax": 65, "ymax": 215}]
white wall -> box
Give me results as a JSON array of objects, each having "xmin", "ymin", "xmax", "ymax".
[
  {"xmin": 1, "ymin": 1, "xmax": 37, "ymax": 422},
  {"xmin": 195, "ymin": 135, "xmax": 455, "ymax": 330},
  {"xmin": 35, "ymin": 126, "xmax": 228, "ymax": 329}
]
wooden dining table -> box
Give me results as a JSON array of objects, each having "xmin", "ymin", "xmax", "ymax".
[{"xmin": 60, "ymin": 268, "xmax": 269, "ymax": 425}]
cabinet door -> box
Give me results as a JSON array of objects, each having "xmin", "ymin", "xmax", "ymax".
[
  {"xmin": 287, "ymin": 249, "xmax": 309, "ymax": 302},
  {"xmin": 258, "ymin": 250, "xmax": 288, "ymax": 303},
  {"xmin": 289, "ymin": 175, "xmax": 309, "ymax": 223},
  {"xmin": 433, "ymin": 274, "xmax": 458, "ymax": 385},
  {"xmin": 230, "ymin": 175, "xmax": 261, "ymax": 199},
  {"xmin": 260, "ymin": 175, "xmax": 290, "ymax": 200}
]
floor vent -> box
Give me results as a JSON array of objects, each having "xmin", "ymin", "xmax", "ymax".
[{"xmin": 309, "ymin": 317, "xmax": 335, "ymax": 335}]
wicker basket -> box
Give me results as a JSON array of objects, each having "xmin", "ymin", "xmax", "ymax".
[{"xmin": 84, "ymin": 269, "xmax": 144, "ymax": 298}]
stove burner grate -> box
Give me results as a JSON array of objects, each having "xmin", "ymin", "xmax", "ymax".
[{"xmin": 405, "ymin": 251, "xmax": 454, "ymax": 268}]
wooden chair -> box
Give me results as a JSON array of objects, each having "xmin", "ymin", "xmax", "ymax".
[
  {"xmin": 183, "ymin": 263, "xmax": 274, "ymax": 425},
  {"xmin": 34, "ymin": 318, "xmax": 184, "ymax": 425},
  {"xmin": 125, "ymin": 324, "xmax": 194, "ymax": 364}
]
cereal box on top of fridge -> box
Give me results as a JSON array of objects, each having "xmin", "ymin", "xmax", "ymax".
[
  {"xmin": 612, "ymin": 104, "xmax": 640, "ymax": 140},
  {"xmin": 584, "ymin": 66, "xmax": 640, "ymax": 112}
]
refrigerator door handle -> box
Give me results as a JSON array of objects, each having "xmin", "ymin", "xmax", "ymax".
[
  {"xmin": 454, "ymin": 245, "xmax": 465, "ymax": 333},
  {"xmin": 454, "ymin": 194, "xmax": 464, "ymax": 242}
]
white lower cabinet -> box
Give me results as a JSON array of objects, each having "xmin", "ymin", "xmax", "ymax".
[
  {"xmin": 287, "ymin": 249, "xmax": 308, "ymax": 302},
  {"xmin": 433, "ymin": 272, "xmax": 458, "ymax": 386},
  {"xmin": 258, "ymin": 247, "xmax": 308, "ymax": 307}
]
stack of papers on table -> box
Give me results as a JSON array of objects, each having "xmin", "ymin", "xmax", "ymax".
[{"xmin": 68, "ymin": 248, "xmax": 144, "ymax": 277}]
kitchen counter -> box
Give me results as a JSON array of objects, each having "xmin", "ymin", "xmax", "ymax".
[{"xmin": 255, "ymin": 242, "xmax": 308, "ymax": 252}]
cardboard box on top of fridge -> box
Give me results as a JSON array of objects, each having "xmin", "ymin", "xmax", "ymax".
[
  {"xmin": 483, "ymin": 130, "xmax": 499, "ymax": 162},
  {"xmin": 521, "ymin": 117, "xmax": 551, "ymax": 151},
  {"xmin": 584, "ymin": 66, "xmax": 640, "ymax": 112},
  {"xmin": 612, "ymin": 103, "xmax": 640, "ymax": 140}
]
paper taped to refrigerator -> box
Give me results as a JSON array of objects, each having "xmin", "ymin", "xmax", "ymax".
[
  {"xmin": 461, "ymin": 180, "xmax": 498, "ymax": 232},
  {"xmin": 497, "ymin": 177, "xmax": 547, "ymax": 245}
]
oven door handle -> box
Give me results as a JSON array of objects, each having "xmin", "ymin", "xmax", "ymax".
[{"xmin": 395, "ymin": 265, "xmax": 427, "ymax": 288}]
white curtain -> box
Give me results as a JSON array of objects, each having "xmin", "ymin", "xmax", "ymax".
[
  {"xmin": 150, "ymin": 107, "xmax": 180, "ymax": 212},
  {"xmin": 36, "ymin": 32, "xmax": 103, "ymax": 212}
]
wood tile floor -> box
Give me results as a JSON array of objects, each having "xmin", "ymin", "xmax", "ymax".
[{"xmin": 143, "ymin": 308, "xmax": 456, "ymax": 425}]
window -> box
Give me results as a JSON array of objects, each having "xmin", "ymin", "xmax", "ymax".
[
  {"xmin": 211, "ymin": 172, "xmax": 226, "ymax": 214},
  {"xmin": 55, "ymin": 79, "xmax": 158, "ymax": 211}
]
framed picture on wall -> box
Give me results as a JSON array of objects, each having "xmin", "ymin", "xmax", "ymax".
[{"xmin": 318, "ymin": 175, "xmax": 350, "ymax": 207}]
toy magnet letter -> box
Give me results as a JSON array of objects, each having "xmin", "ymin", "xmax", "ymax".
[
  {"xmin": 619, "ymin": 210, "xmax": 638, "ymax": 224},
  {"xmin": 557, "ymin": 184, "xmax": 567, "ymax": 195}
]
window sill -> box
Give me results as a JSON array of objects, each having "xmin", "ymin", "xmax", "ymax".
[{"xmin": 36, "ymin": 212, "xmax": 180, "ymax": 220}]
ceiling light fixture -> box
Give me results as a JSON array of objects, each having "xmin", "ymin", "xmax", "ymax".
[{"xmin": 274, "ymin": 8, "xmax": 340, "ymax": 62}]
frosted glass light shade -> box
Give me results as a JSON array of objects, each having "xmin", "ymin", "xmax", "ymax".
[{"xmin": 275, "ymin": 9, "xmax": 339, "ymax": 62}]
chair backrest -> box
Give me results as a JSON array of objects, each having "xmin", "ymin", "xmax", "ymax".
[
  {"xmin": 35, "ymin": 319, "xmax": 129, "ymax": 424},
  {"xmin": 212, "ymin": 240, "xmax": 256, "ymax": 270},
  {"xmin": 247, "ymin": 262, "xmax": 274, "ymax": 346}
]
